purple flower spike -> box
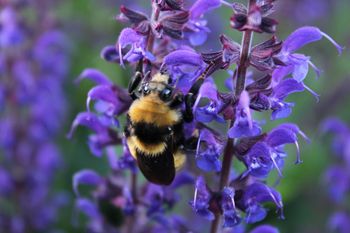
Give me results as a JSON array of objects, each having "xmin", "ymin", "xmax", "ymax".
[
  {"xmin": 0, "ymin": 168, "xmax": 13, "ymax": 195},
  {"xmin": 76, "ymin": 69, "xmax": 112, "ymax": 85},
  {"xmin": 190, "ymin": 176, "xmax": 214, "ymax": 220},
  {"xmin": 221, "ymin": 187, "xmax": 241, "ymax": 227},
  {"xmin": 73, "ymin": 170, "xmax": 102, "ymax": 196},
  {"xmin": 190, "ymin": 0, "xmax": 222, "ymax": 20},
  {"xmin": 250, "ymin": 225, "xmax": 279, "ymax": 233}
]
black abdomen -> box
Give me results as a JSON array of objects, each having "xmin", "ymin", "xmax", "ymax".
[
  {"xmin": 125, "ymin": 113, "xmax": 185, "ymax": 185},
  {"xmin": 136, "ymin": 144, "xmax": 175, "ymax": 185}
]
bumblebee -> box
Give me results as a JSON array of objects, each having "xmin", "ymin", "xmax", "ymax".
[{"xmin": 124, "ymin": 64, "xmax": 207, "ymax": 185}]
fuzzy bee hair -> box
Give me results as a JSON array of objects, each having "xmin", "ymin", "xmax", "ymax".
[{"xmin": 125, "ymin": 63, "xmax": 209, "ymax": 185}]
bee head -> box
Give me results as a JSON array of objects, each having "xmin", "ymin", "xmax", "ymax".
[
  {"xmin": 139, "ymin": 81, "xmax": 174, "ymax": 102},
  {"xmin": 137, "ymin": 73, "xmax": 175, "ymax": 102}
]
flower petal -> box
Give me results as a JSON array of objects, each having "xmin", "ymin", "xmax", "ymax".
[
  {"xmin": 190, "ymin": 0, "xmax": 222, "ymax": 20},
  {"xmin": 67, "ymin": 112, "xmax": 106, "ymax": 138},
  {"xmin": 162, "ymin": 49, "xmax": 204, "ymax": 68},
  {"xmin": 321, "ymin": 117, "xmax": 349, "ymax": 135},
  {"xmin": 250, "ymin": 225, "xmax": 280, "ymax": 233},
  {"xmin": 100, "ymin": 45, "xmax": 121, "ymax": 63},
  {"xmin": 76, "ymin": 69, "xmax": 112, "ymax": 85},
  {"xmin": 75, "ymin": 198, "xmax": 101, "ymax": 219},
  {"xmin": 272, "ymin": 79, "xmax": 304, "ymax": 100},
  {"xmin": 73, "ymin": 169, "xmax": 102, "ymax": 196},
  {"xmin": 222, "ymin": 187, "xmax": 241, "ymax": 227},
  {"xmin": 266, "ymin": 128, "xmax": 297, "ymax": 147},
  {"xmin": 86, "ymin": 85, "xmax": 119, "ymax": 111},
  {"xmin": 189, "ymin": 176, "xmax": 214, "ymax": 220},
  {"xmin": 283, "ymin": 26, "xmax": 342, "ymax": 54}
]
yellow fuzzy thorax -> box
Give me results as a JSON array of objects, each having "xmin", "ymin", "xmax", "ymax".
[
  {"xmin": 128, "ymin": 94, "xmax": 181, "ymax": 126},
  {"xmin": 151, "ymin": 73, "xmax": 170, "ymax": 83}
]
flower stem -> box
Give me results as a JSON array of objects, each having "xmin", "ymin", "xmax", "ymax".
[{"xmin": 210, "ymin": 0, "xmax": 255, "ymax": 232}]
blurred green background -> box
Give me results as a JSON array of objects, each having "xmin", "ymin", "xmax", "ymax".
[{"xmin": 51, "ymin": 0, "xmax": 350, "ymax": 232}]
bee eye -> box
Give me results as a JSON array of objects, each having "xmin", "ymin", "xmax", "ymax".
[
  {"xmin": 160, "ymin": 88, "xmax": 172, "ymax": 101},
  {"xmin": 143, "ymin": 85, "xmax": 150, "ymax": 95}
]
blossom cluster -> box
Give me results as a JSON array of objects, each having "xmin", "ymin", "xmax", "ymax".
[
  {"xmin": 322, "ymin": 118, "xmax": 350, "ymax": 233},
  {"xmin": 70, "ymin": 0, "xmax": 341, "ymax": 232},
  {"xmin": 0, "ymin": 1, "xmax": 70, "ymax": 232}
]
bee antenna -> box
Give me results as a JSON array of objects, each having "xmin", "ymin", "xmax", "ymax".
[
  {"xmin": 144, "ymin": 71, "xmax": 151, "ymax": 81},
  {"xmin": 160, "ymin": 64, "xmax": 167, "ymax": 74}
]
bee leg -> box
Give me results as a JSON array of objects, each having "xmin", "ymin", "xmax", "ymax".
[
  {"xmin": 128, "ymin": 60, "xmax": 144, "ymax": 100},
  {"xmin": 124, "ymin": 114, "xmax": 133, "ymax": 137},
  {"xmin": 183, "ymin": 94, "xmax": 194, "ymax": 122},
  {"xmin": 183, "ymin": 132, "xmax": 199, "ymax": 151},
  {"xmin": 188, "ymin": 77, "xmax": 205, "ymax": 97},
  {"xmin": 173, "ymin": 150, "xmax": 186, "ymax": 171},
  {"xmin": 169, "ymin": 93, "xmax": 184, "ymax": 109}
]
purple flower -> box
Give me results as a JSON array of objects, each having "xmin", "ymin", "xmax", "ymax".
[
  {"xmin": 321, "ymin": 118, "xmax": 350, "ymax": 165},
  {"xmin": 242, "ymin": 183, "xmax": 283, "ymax": 224},
  {"xmin": 221, "ymin": 187, "xmax": 241, "ymax": 227},
  {"xmin": 228, "ymin": 91, "xmax": 262, "ymax": 138},
  {"xmin": 68, "ymin": 112, "xmax": 121, "ymax": 156},
  {"xmin": 106, "ymin": 139, "xmax": 137, "ymax": 172},
  {"xmin": 0, "ymin": 2, "xmax": 70, "ymax": 231},
  {"xmin": 196, "ymin": 128, "xmax": 225, "ymax": 172},
  {"xmin": 269, "ymin": 79, "xmax": 305, "ymax": 120},
  {"xmin": 184, "ymin": 0, "xmax": 222, "ymax": 46},
  {"xmin": 117, "ymin": 27, "xmax": 155, "ymax": 67},
  {"xmin": 73, "ymin": 169, "xmax": 103, "ymax": 196},
  {"xmin": 273, "ymin": 27, "xmax": 342, "ymax": 99},
  {"xmin": 194, "ymin": 78, "xmax": 225, "ymax": 123},
  {"xmin": 190, "ymin": 176, "xmax": 214, "ymax": 220},
  {"xmin": 250, "ymin": 225, "xmax": 280, "ymax": 233},
  {"xmin": 243, "ymin": 123, "xmax": 308, "ymax": 177},
  {"xmin": 324, "ymin": 166, "xmax": 350, "ymax": 203},
  {"xmin": 0, "ymin": 7, "xmax": 25, "ymax": 48},
  {"xmin": 329, "ymin": 212, "xmax": 350, "ymax": 233},
  {"xmin": 161, "ymin": 49, "xmax": 205, "ymax": 92}
]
